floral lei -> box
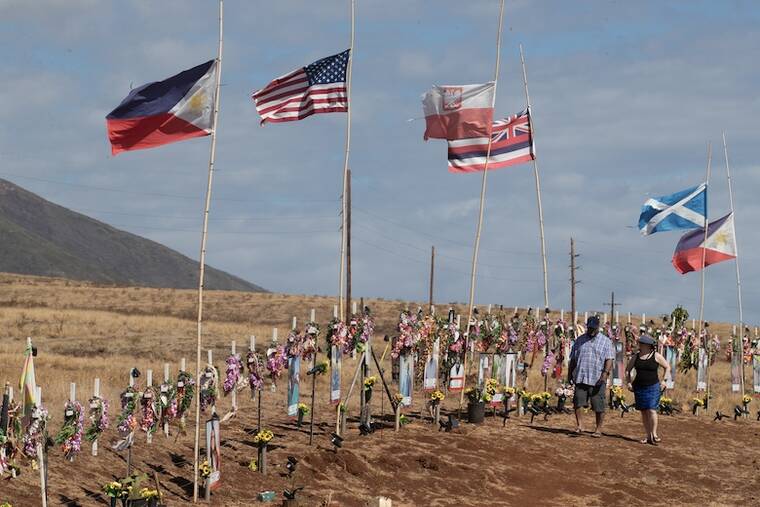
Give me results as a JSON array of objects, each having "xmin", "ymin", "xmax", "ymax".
[
  {"xmin": 55, "ymin": 400, "xmax": 84, "ymax": 460},
  {"xmin": 158, "ymin": 380, "xmax": 177, "ymax": 428},
  {"xmin": 84, "ymin": 396, "xmax": 109, "ymax": 443},
  {"xmin": 21, "ymin": 403, "xmax": 48, "ymax": 459},
  {"xmin": 116, "ymin": 385, "xmax": 139, "ymax": 437},
  {"xmin": 223, "ymin": 354, "xmax": 245, "ymax": 394},
  {"xmin": 199, "ymin": 365, "xmax": 218, "ymax": 412},
  {"xmin": 392, "ymin": 310, "xmax": 419, "ymax": 359},
  {"xmin": 139, "ymin": 386, "xmax": 159, "ymax": 435},
  {"xmin": 266, "ymin": 344, "xmax": 287, "ymax": 387},
  {"xmin": 175, "ymin": 371, "xmax": 195, "ymax": 420},
  {"xmin": 302, "ymin": 321, "xmax": 320, "ymax": 360},
  {"xmin": 247, "ymin": 350, "xmax": 264, "ymax": 392},
  {"xmin": 326, "ymin": 318, "xmax": 349, "ymax": 354}
]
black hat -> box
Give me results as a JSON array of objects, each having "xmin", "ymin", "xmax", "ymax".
[{"xmin": 587, "ymin": 315, "xmax": 600, "ymax": 329}]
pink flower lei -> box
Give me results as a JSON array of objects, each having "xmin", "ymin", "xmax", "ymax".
[
  {"xmin": 139, "ymin": 386, "xmax": 159, "ymax": 435},
  {"xmin": 327, "ymin": 318, "xmax": 350, "ymax": 353},
  {"xmin": 22, "ymin": 404, "xmax": 48, "ymax": 458},
  {"xmin": 56, "ymin": 400, "xmax": 84, "ymax": 460},
  {"xmin": 223, "ymin": 353, "xmax": 244, "ymax": 394},
  {"xmin": 392, "ymin": 310, "xmax": 419, "ymax": 359},
  {"xmin": 247, "ymin": 350, "xmax": 264, "ymax": 392},
  {"xmin": 266, "ymin": 344, "xmax": 287, "ymax": 386}
]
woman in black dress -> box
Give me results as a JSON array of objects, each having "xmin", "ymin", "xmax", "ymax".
[{"xmin": 625, "ymin": 334, "xmax": 671, "ymax": 445}]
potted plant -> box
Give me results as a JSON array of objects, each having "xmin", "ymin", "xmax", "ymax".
[{"xmin": 464, "ymin": 386, "xmax": 488, "ymax": 424}]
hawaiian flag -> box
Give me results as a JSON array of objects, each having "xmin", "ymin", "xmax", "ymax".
[
  {"xmin": 422, "ymin": 82, "xmax": 495, "ymax": 140},
  {"xmin": 447, "ymin": 109, "xmax": 534, "ymax": 173},
  {"xmin": 106, "ymin": 60, "xmax": 217, "ymax": 155},
  {"xmin": 672, "ymin": 212, "xmax": 737, "ymax": 274},
  {"xmin": 252, "ymin": 50, "xmax": 349, "ymax": 124}
]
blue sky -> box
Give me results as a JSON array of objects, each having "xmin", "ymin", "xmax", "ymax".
[{"xmin": 1, "ymin": 0, "xmax": 759, "ymax": 325}]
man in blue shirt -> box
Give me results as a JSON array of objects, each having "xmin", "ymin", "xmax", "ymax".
[{"xmin": 568, "ymin": 315, "xmax": 614, "ymax": 437}]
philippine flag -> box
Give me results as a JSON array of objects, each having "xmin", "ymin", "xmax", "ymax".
[
  {"xmin": 106, "ymin": 60, "xmax": 217, "ymax": 155},
  {"xmin": 672, "ymin": 212, "xmax": 737, "ymax": 274}
]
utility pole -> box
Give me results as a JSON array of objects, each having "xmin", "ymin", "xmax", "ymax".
[
  {"xmin": 604, "ymin": 292, "xmax": 621, "ymax": 325},
  {"xmin": 570, "ymin": 238, "xmax": 580, "ymax": 330},
  {"xmin": 429, "ymin": 246, "xmax": 435, "ymax": 312},
  {"xmin": 345, "ymin": 169, "xmax": 352, "ymax": 320}
]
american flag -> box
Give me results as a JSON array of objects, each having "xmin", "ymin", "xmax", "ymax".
[
  {"xmin": 252, "ymin": 50, "xmax": 350, "ymax": 124},
  {"xmin": 447, "ymin": 109, "xmax": 535, "ymax": 173}
]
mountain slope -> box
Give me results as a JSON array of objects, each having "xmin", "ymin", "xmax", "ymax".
[{"xmin": 0, "ymin": 178, "xmax": 265, "ymax": 291}]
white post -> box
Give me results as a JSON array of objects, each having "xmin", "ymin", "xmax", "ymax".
[
  {"xmin": 180, "ymin": 358, "xmax": 187, "ymax": 428},
  {"xmin": 69, "ymin": 382, "xmax": 76, "ymax": 403},
  {"xmin": 193, "ymin": 1, "xmax": 224, "ymax": 501},
  {"xmin": 615, "ymin": 311, "xmax": 619, "ymax": 324},
  {"xmin": 310, "ymin": 309, "xmax": 316, "ymax": 322},
  {"xmin": 36, "ymin": 386, "xmax": 47, "ymax": 507},
  {"xmin": 456, "ymin": 315, "xmax": 461, "ymax": 329},
  {"xmin": 584, "ymin": 311, "xmax": 588, "ymax": 323},
  {"xmin": 603, "ymin": 313, "xmax": 608, "ymax": 325},
  {"xmin": 333, "ymin": 305, "xmax": 338, "ymax": 319},
  {"xmin": 560, "ymin": 309, "xmax": 564, "ymax": 321},
  {"xmin": 352, "ymin": 301, "xmax": 357, "ymax": 315},
  {"xmin": 642, "ymin": 313, "xmax": 646, "ymax": 326},
  {"xmin": 627, "ymin": 312, "xmax": 631, "ymax": 324},
  {"xmin": 231, "ymin": 340, "xmax": 237, "ymax": 412},
  {"xmin": 146, "ymin": 370, "xmax": 153, "ymax": 443},
  {"xmin": 292, "ymin": 317, "xmax": 297, "ymax": 330},
  {"xmin": 92, "ymin": 378, "xmax": 100, "ymax": 456},
  {"xmin": 487, "ymin": 304, "xmax": 492, "ymax": 314},
  {"xmin": 249, "ymin": 335, "xmax": 256, "ymax": 351},
  {"xmin": 163, "ymin": 364, "xmax": 170, "ymax": 437}
]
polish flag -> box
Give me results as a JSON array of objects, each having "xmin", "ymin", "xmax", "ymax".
[
  {"xmin": 672, "ymin": 212, "xmax": 737, "ymax": 274},
  {"xmin": 422, "ymin": 82, "xmax": 495, "ymax": 140},
  {"xmin": 106, "ymin": 60, "xmax": 217, "ymax": 155}
]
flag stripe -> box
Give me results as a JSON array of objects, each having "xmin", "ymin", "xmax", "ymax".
[
  {"xmin": 446, "ymin": 110, "xmax": 534, "ymax": 173},
  {"xmin": 252, "ymin": 50, "xmax": 350, "ymax": 125}
]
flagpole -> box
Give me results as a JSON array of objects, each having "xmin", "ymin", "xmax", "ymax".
[
  {"xmin": 338, "ymin": 0, "xmax": 356, "ymax": 322},
  {"xmin": 459, "ymin": 0, "xmax": 506, "ymax": 413},
  {"xmin": 722, "ymin": 131, "xmax": 744, "ymax": 395},
  {"xmin": 193, "ymin": 0, "xmax": 223, "ymax": 502},
  {"xmin": 518, "ymin": 44, "xmax": 550, "ymax": 311},
  {"xmin": 697, "ymin": 142, "xmax": 711, "ymax": 401}
]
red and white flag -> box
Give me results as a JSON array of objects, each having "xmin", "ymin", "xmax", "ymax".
[
  {"xmin": 422, "ymin": 82, "xmax": 495, "ymax": 140},
  {"xmin": 252, "ymin": 50, "xmax": 349, "ymax": 124}
]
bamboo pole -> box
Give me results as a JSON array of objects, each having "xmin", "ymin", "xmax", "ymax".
[
  {"xmin": 697, "ymin": 142, "xmax": 712, "ymax": 398},
  {"xmin": 231, "ymin": 340, "xmax": 238, "ymax": 413},
  {"xmin": 338, "ymin": 0, "xmax": 356, "ymax": 321},
  {"xmin": 36, "ymin": 385, "xmax": 47, "ymax": 507},
  {"xmin": 459, "ymin": 0, "xmax": 506, "ymax": 414},
  {"xmin": 192, "ymin": 0, "xmax": 223, "ymax": 501},
  {"xmin": 518, "ymin": 44, "xmax": 550, "ymax": 310},
  {"xmin": 722, "ymin": 131, "xmax": 745, "ymax": 396}
]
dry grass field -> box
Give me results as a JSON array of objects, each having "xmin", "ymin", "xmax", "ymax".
[{"xmin": 0, "ymin": 273, "xmax": 757, "ymax": 506}]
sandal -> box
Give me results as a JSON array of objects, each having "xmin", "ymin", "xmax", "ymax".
[
  {"xmin": 653, "ymin": 436, "xmax": 662, "ymax": 443},
  {"xmin": 590, "ymin": 432, "xmax": 602, "ymax": 438},
  {"xmin": 639, "ymin": 438, "xmax": 649, "ymax": 444}
]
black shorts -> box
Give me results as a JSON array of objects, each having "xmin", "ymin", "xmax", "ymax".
[{"xmin": 573, "ymin": 383, "xmax": 606, "ymax": 413}]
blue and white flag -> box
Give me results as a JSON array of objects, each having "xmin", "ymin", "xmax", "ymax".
[{"xmin": 638, "ymin": 182, "xmax": 707, "ymax": 235}]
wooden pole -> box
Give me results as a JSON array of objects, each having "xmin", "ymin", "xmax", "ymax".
[
  {"xmin": 459, "ymin": 0, "xmax": 506, "ymax": 414},
  {"xmin": 429, "ymin": 246, "xmax": 435, "ymax": 312},
  {"xmin": 345, "ymin": 168, "xmax": 352, "ymax": 321},
  {"xmin": 697, "ymin": 142, "xmax": 712, "ymax": 400},
  {"xmin": 518, "ymin": 44, "xmax": 550, "ymax": 309},
  {"xmin": 231, "ymin": 340, "xmax": 238, "ymax": 413},
  {"xmin": 338, "ymin": 0, "xmax": 356, "ymax": 322},
  {"xmin": 193, "ymin": 0, "xmax": 223, "ymax": 502},
  {"xmin": 722, "ymin": 131, "xmax": 745, "ymax": 396}
]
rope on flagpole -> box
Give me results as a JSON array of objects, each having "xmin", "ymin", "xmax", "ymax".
[
  {"xmin": 459, "ymin": 0, "xmax": 506, "ymax": 414},
  {"xmin": 518, "ymin": 44, "xmax": 550, "ymax": 312},
  {"xmin": 697, "ymin": 142, "xmax": 711, "ymax": 404},
  {"xmin": 193, "ymin": 0, "xmax": 223, "ymax": 502},
  {"xmin": 338, "ymin": 0, "xmax": 356, "ymax": 322},
  {"xmin": 723, "ymin": 131, "xmax": 745, "ymax": 396}
]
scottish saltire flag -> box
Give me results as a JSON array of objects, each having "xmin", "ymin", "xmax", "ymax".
[
  {"xmin": 672, "ymin": 212, "xmax": 736, "ymax": 274},
  {"xmin": 422, "ymin": 82, "xmax": 495, "ymax": 140},
  {"xmin": 447, "ymin": 109, "xmax": 534, "ymax": 173},
  {"xmin": 252, "ymin": 50, "xmax": 349, "ymax": 124},
  {"xmin": 638, "ymin": 182, "xmax": 707, "ymax": 235},
  {"xmin": 107, "ymin": 60, "xmax": 217, "ymax": 155}
]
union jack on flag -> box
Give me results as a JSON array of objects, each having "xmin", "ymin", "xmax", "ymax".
[
  {"xmin": 252, "ymin": 50, "xmax": 349, "ymax": 124},
  {"xmin": 447, "ymin": 108, "xmax": 535, "ymax": 173}
]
